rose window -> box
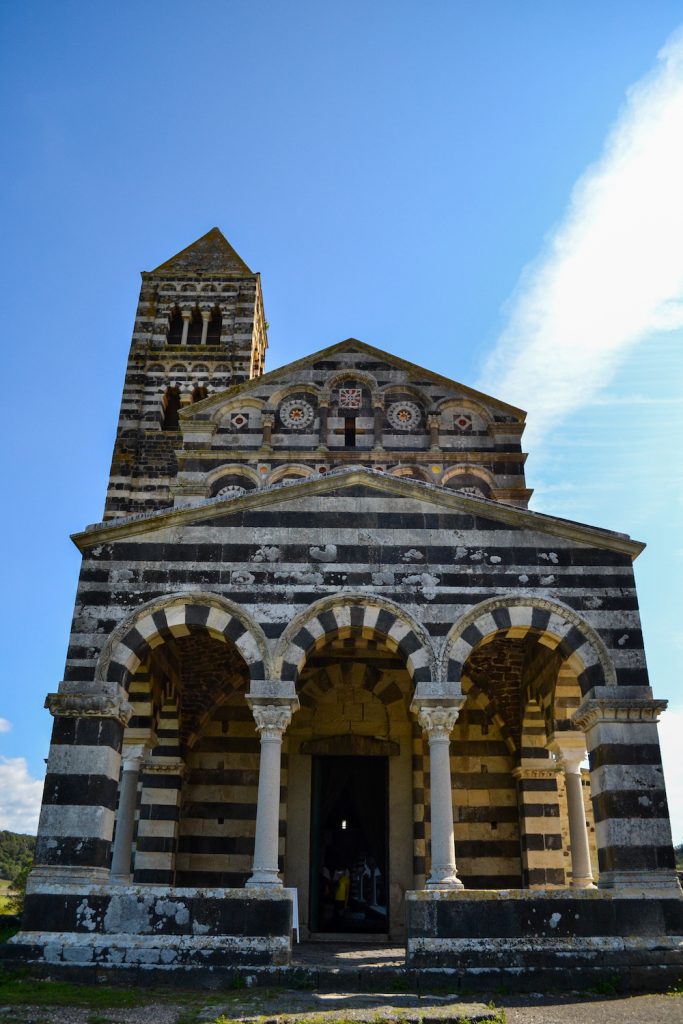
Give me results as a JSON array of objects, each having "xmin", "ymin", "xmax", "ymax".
[
  {"xmin": 387, "ymin": 401, "xmax": 421, "ymax": 430},
  {"xmin": 216, "ymin": 484, "xmax": 247, "ymax": 499},
  {"xmin": 280, "ymin": 397, "xmax": 315, "ymax": 430}
]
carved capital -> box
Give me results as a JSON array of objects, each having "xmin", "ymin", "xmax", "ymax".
[
  {"xmin": 428, "ymin": 414, "xmax": 441, "ymax": 428},
  {"xmin": 261, "ymin": 412, "xmax": 275, "ymax": 427},
  {"xmin": 417, "ymin": 704, "xmax": 460, "ymax": 741},
  {"xmin": 572, "ymin": 698, "xmax": 667, "ymax": 732},
  {"xmin": 121, "ymin": 743, "xmax": 148, "ymax": 772},
  {"xmin": 141, "ymin": 755, "xmax": 186, "ymax": 777},
  {"xmin": 45, "ymin": 686, "xmax": 133, "ymax": 726},
  {"xmin": 250, "ymin": 703, "xmax": 293, "ymax": 739},
  {"xmin": 548, "ymin": 731, "xmax": 587, "ymax": 774}
]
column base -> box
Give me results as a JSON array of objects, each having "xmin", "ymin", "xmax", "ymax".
[
  {"xmin": 426, "ymin": 869, "xmax": 464, "ymax": 890},
  {"xmin": 108, "ymin": 872, "xmax": 133, "ymax": 886},
  {"xmin": 571, "ymin": 876, "xmax": 597, "ymax": 890},
  {"xmin": 27, "ymin": 865, "xmax": 111, "ymax": 891},
  {"xmin": 245, "ymin": 869, "xmax": 283, "ymax": 888}
]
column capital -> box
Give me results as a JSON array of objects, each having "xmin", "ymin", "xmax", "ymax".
[
  {"xmin": 261, "ymin": 412, "xmax": 275, "ymax": 426},
  {"xmin": 413, "ymin": 701, "xmax": 464, "ymax": 741},
  {"xmin": 548, "ymin": 731, "xmax": 587, "ymax": 773},
  {"xmin": 200, "ymin": 309, "xmax": 212, "ymax": 321},
  {"xmin": 121, "ymin": 743, "xmax": 148, "ymax": 772},
  {"xmin": 572, "ymin": 697, "xmax": 667, "ymax": 731},
  {"xmin": 427, "ymin": 413, "xmax": 441, "ymax": 427},
  {"xmin": 248, "ymin": 701, "xmax": 296, "ymax": 739},
  {"xmin": 512, "ymin": 758, "xmax": 560, "ymax": 781},
  {"xmin": 181, "ymin": 309, "xmax": 193, "ymax": 321},
  {"xmin": 45, "ymin": 683, "xmax": 133, "ymax": 726},
  {"xmin": 372, "ymin": 396, "xmax": 385, "ymax": 410}
]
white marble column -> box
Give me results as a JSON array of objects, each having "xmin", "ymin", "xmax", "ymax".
[
  {"xmin": 414, "ymin": 701, "xmax": 465, "ymax": 889},
  {"xmin": 200, "ymin": 310, "xmax": 211, "ymax": 345},
  {"xmin": 246, "ymin": 701, "xmax": 295, "ymax": 887},
  {"xmin": 550, "ymin": 732, "xmax": 596, "ymax": 890},
  {"xmin": 110, "ymin": 743, "xmax": 147, "ymax": 884},
  {"xmin": 180, "ymin": 310, "xmax": 191, "ymax": 346}
]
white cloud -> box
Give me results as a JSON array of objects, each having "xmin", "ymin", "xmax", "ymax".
[
  {"xmin": 0, "ymin": 718, "xmax": 11, "ymax": 734},
  {"xmin": 658, "ymin": 706, "xmax": 683, "ymax": 846},
  {"xmin": 0, "ymin": 757, "xmax": 43, "ymax": 835},
  {"xmin": 479, "ymin": 27, "xmax": 683, "ymax": 448}
]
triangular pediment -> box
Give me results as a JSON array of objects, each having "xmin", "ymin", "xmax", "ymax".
[
  {"xmin": 181, "ymin": 337, "xmax": 527, "ymax": 422},
  {"xmin": 74, "ymin": 467, "xmax": 642, "ymax": 558},
  {"xmin": 149, "ymin": 228, "xmax": 253, "ymax": 276}
]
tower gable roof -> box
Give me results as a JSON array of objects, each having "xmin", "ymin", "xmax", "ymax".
[{"xmin": 148, "ymin": 227, "xmax": 254, "ymax": 276}]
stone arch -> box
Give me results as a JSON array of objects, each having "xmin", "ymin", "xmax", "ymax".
[
  {"xmin": 441, "ymin": 595, "xmax": 616, "ymax": 696},
  {"xmin": 380, "ymin": 382, "xmax": 430, "ymax": 406},
  {"xmin": 277, "ymin": 592, "xmax": 436, "ymax": 687},
  {"xmin": 267, "ymin": 382, "xmax": 322, "ymax": 409},
  {"xmin": 204, "ymin": 462, "xmax": 261, "ymax": 492},
  {"xmin": 390, "ymin": 465, "xmax": 431, "ymax": 482},
  {"xmin": 212, "ymin": 396, "xmax": 266, "ymax": 424},
  {"xmin": 441, "ymin": 464, "xmax": 496, "ymax": 491},
  {"xmin": 97, "ymin": 592, "xmax": 269, "ymax": 689},
  {"xmin": 460, "ymin": 674, "xmax": 518, "ymax": 754},
  {"xmin": 267, "ymin": 464, "xmax": 315, "ymax": 485},
  {"xmin": 436, "ymin": 396, "xmax": 494, "ymax": 426},
  {"xmin": 326, "ymin": 369, "xmax": 378, "ymax": 394}
]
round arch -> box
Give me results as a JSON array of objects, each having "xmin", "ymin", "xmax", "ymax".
[
  {"xmin": 97, "ymin": 591, "xmax": 270, "ymax": 689},
  {"xmin": 440, "ymin": 595, "xmax": 616, "ymax": 695},
  {"xmin": 204, "ymin": 462, "xmax": 261, "ymax": 491},
  {"xmin": 266, "ymin": 382, "xmax": 322, "ymax": 410},
  {"xmin": 441, "ymin": 464, "xmax": 496, "ymax": 490},
  {"xmin": 276, "ymin": 592, "xmax": 436, "ymax": 687},
  {"xmin": 266, "ymin": 463, "xmax": 316, "ymax": 486},
  {"xmin": 326, "ymin": 369, "xmax": 379, "ymax": 394}
]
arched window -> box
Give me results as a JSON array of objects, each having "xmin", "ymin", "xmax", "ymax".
[
  {"xmin": 206, "ymin": 307, "xmax": 222, "ymax": 343},
  {"xmin": 162, "ymin": 387, "xmax": 181, "ymax": 430},
  {"xmin": 192, "ymin": 385, "xmax": 208, "ymax": 403},
  {"xmin": 167, "ymin": 307, "xmax": 183, "ymax": 345},
  {"xmin": 187, "ymin": 309, "xmax": 203, "ymax": 346}
]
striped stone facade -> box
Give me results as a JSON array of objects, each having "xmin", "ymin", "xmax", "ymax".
[{"xmin": 19, "ymin": 230, "xmax": 681, "ymax": 969}]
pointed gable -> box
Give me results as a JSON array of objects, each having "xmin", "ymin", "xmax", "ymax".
[{"xmin": 149, "ymin": 227, "xmax": 254, "ymax": 276}]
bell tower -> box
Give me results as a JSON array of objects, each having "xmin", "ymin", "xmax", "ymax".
[{"xmin": 104, "ymin": 228, "xmax": 268, "ymax": 519}]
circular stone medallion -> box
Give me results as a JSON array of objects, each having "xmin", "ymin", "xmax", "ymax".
[
  {"xmin": 387, "ymin": 401, "xmax": 422, "ymax": 430},
  {"xmin": 280, "ymin": 397, "xmax": 315, "ymax": 430}
]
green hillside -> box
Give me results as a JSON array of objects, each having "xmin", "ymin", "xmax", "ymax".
[{"xmin": 0, "ymin": 831, "xmax": 35, "ymax": 882}]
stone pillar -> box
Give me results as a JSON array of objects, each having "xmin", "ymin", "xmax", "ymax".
[
  {"xmin": 318, "ymin": 396, "xmax": 329, "ymax": 451},
  {"xmin": 134, "ymin": 755, "xmax": 185, "ymax": 885},
  {"xmin": 180, "ymin": 310, "xmax": 191, "ymax": 346},
  {"xmin": 261, "ymin": 412, "xmax": 274, "ymax": 450},
  {"xmin": 412, "ymin": 700, "xmax": 465, "ymax": 889},
  {"xmin": 373, "ymin": 398, "xmax": 384, "ymax": 450},
  {"xmin": 513, "ymin": 759, "xmax": 565, "ymax": 889},
  {"xmin": 109, "ymin": 743, "xmax": 146, "ymax": 884},
  {"xmin": 549, "ymin": 732, "xmax": 596, "ymax": 889},
  {"xmin": 428, "ymin": 413, "xmax": 441, "ymax": 451},
  {"xmin": 32, "ymin": 683, "xmax": 133, "ymax": 884},
  {"xmin": 573, "ymin": 693, "xmax": 680, "ymax": 893},
  {"xmin": 246, "ymin": 694, "xmax": 298, "ymax": 888},
  {"xmin": 200, "ymin": 310, "xmax": 211, "ymax": 345}
]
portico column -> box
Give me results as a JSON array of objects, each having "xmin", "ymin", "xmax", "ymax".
[
  {"xmin": 246, "ymin": 695, "xmax": 298, "ymax": 887},
  {"xmin": 549, "ymin": 732, "xmax": 596, "ymax": 889},
  {"xmin": 412, "ymin": 700, "xmax": 465, "ymax": 889},
  {"xmin": 200, "ymin": 310, "xmax": 211, "ymax": 345},
  {"xmin": 180, "ymin": 310, "xmax": 191, "ymax": 345},
  {"xmin": 109, "ymin": 743, "xmax": 146, "ymax": 884}
]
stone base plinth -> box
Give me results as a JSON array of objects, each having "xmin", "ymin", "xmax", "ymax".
[
  {"xmin": 12, "ymin": 884, "xmax": 293, "ymax": 968},
  {"xmin": 405, "ymin": 888, "xmax": 683, "ymax": 969}
]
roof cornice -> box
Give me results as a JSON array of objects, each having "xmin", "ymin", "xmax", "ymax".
[{"xmin": 73, "ymin": 467, "xmax": 644, "ymax": 559}]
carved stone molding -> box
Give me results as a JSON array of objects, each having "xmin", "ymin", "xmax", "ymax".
[
  {"xmin": 572, "ymin": 698, "xmax": 668, "ymax": 731},
  {"xmin": 141, "ymin": 756, "xmax": 186, "ymax": 776},
  {"xmin": 45, "ymin": 686, "xmax": 133, "ymax": 726}
]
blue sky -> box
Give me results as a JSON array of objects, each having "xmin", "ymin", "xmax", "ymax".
[{"xmin": 1, "ymin": 1, "xmax": 682, "ymax": 842}]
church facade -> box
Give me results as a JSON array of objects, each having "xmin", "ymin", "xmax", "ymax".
[{"xmin": 15, "ymin": 230, "xmax": 682, "ymax": 975}]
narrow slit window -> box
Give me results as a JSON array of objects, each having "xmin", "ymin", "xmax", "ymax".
[{"xmin": 344, "ymin": 417, "xmax": 356, "ymax": 447}]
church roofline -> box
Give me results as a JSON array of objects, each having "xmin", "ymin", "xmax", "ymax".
[
  {"xmin": 73, "ymin": 466, "xmax": 644, "ymax": 559},
  {"xmin": 181, "ymin": 337, "xmax": 528, "ymax": 422}
]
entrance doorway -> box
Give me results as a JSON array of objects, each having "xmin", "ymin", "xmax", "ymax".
[{"xmin": 309, "ymin": 755, "xmax": 388, "ymax": 934}]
